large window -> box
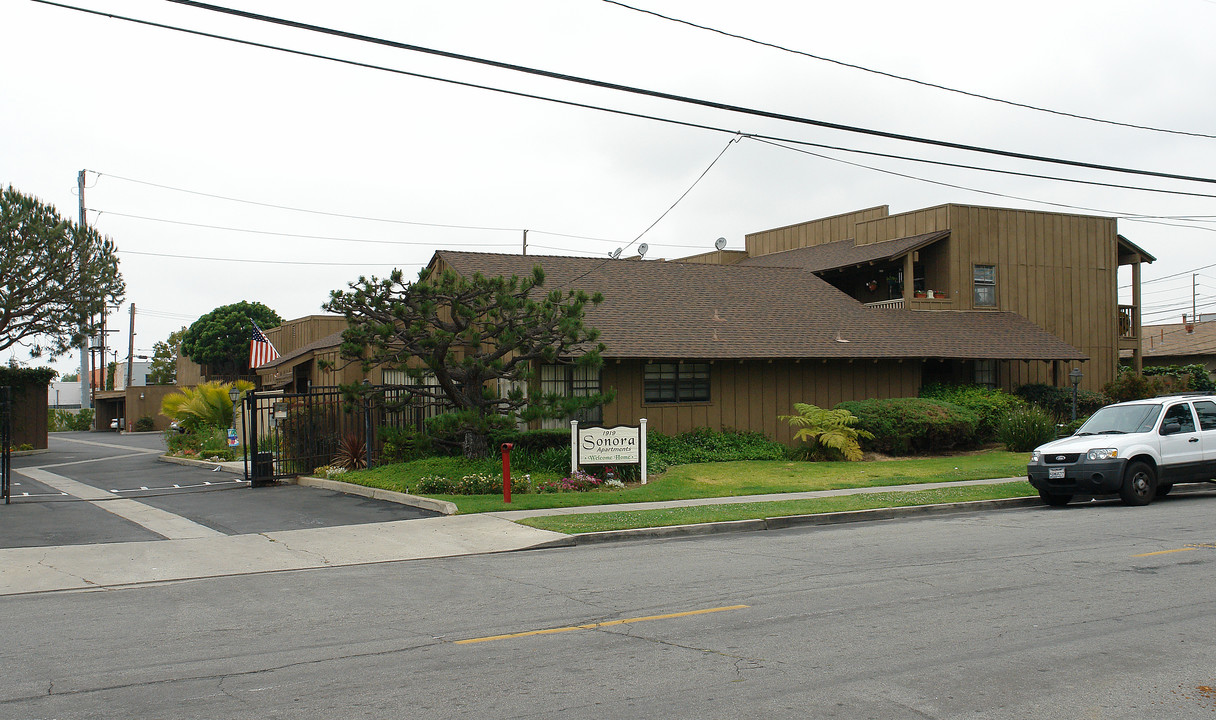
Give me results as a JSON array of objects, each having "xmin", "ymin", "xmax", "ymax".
[
  {"xmin": 540, "ymin": 364, "xmax": 602, "ymax": 428},
  {"xmin": 644, "ymin": 362, "xmax": 711, "ymax": 403},
  {"xmin": 973, "ymin": 265, "xmax": 996, "ymax": 307}
]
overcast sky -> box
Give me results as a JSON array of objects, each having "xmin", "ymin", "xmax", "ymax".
[{"xmin": 4, "ymin": 0, "xmax": 1215, "ymax": 378}]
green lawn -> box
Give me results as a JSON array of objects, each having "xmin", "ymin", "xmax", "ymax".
[
  {"xmin": 339, "ymin": 450, "xmax": 1031, "ymax": 514},
  {"xmin": 516, "ymin": 481, "xmax": 1037, "ymax": 534}
]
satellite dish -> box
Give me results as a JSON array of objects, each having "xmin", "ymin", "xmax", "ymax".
[
  {"xmin": 637, "ymin": 243, "xmax": 649, "ymax": 258},
  {"xmin": 610, "ymin": 248, "xmax": 623, "ymax": 259},
  {"xmin": 714, "ymin": 237, "xmax": 727, "ymax": 251}
]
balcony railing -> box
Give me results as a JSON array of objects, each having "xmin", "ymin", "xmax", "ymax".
[
  {"xmin": 1118, "ymin": 305, "xmax": 1136, "ymax": 339},
  {"xmin": 865, "ymin": 299, "xmax": 905, "ymax": 309}
]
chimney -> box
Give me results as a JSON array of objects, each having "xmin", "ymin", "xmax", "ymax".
[{"xmin": 1184, "ymin": 313, "xmax": 1195, "ymax": 334}]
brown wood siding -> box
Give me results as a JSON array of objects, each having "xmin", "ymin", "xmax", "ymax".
[
  {"xmin": 854, "ymin": 205, "xmax": 949, "ymax": 246},
  {"xmin": 11, "ymin": 382, "xmax": 49, "ymax": 449},
  {"xmin": 602, "ymin": 359, "xmax": 920, "ymax": 443},
  {"xmin": 265, "ymin": 315, "xmax": 346, "ymax": 357},
  {"xmin": 745, "ymin": 206, "xmax": 889, "ymax": 256},
  {"xmin": 943, "ymin": 204, "xmax": 1118, "ymax": 393},
  {"xmin": 673, "ymin": 250, "xmax": 749, "ymax": 265}
]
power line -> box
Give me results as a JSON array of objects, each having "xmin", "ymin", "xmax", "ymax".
[
  {"xmin": 89, "ymin": 172, "xmax": 715, "ymax": 248},
  {"xmin": 117, "ymin": 249, "xmax": 414, "ymax": 267},
  {"xmin": 568, "ymin": 136, "xmax": 739, "ymax": 286},
  {"xmin": 93, "ymin": 209, "xmax": 518, "ymax": 247},
  {"xmin": 91, "ymin": 172, "xmax": 522, "ymax": 233},
  {"xmin": 603, "ymin": 0, "xmax": 1216, "ymax": 140},
  {"xmin": 61, "ymin": 0, "xmax": 1216, "ymax": 186},
  {"xmin": 749, "ymin": 137, "xmax": 1214, "ymax": 223},
  {"xmin": 39, "ymin": 3, "xmax": 1216, "ymax": 202}
]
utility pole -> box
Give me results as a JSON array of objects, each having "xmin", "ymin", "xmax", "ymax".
[
  {"xmin": 125, "ymin": 303, "xmax": 136, "ymax": 390},
  {"xmin": 1194, "ymin": 274, "xmax": 1198, "ymax": 324},
  {"xmin": 522, "ymin": 229, "xmax": 528, "ymax": 256},
  {"xmin": 77, "ymin": 170, "xmax": 91, "ymax": 413}
]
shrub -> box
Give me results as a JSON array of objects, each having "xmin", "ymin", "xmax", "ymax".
[
  {"xmin": 134, "ymin": 416, "xmax": 156, "ymax": 432},
  {"xmin": 378, "ymin": 426, "xmax": 433, "ymax": 463},
  {"xmin": 1144, "ymin": 363, "xmax": 1216, "ymax": 392},
  {"xmin": 996, "ymin": 406, "xmax": 1058, "ymax": 452},
  {"xmin": 333, "ymin": 433, "xmax": 367, "ymax": 470},
  {"xmin": 536, "ymin": 470, "xmax": 607, "ymax": 493},
  {"xmin": 50, "ymin": 408, "xmax": 94, "ymax": 432},
  {"xmin": 836, "ymin": 398, "xmax": 981, "ymax": 455},
  {"xmin": 1015, "ymin": 384, "xmax": 1107, "ymax": 422},
  {"xmin": 646, "ymin": 427, "xmax": 786, "ymax": 474},
  {"xmin": 415, "ymin": 472, "xmax": 530, "ymax": 496},
  {"xmin": 511, "ymin": 444, "xmax": 572, "ymax": 475},
  {"xmin": 1102, "ymin": 369, "xmax": 1184, "ymax": 403},
  {"xmin": 919, "ymin": 384, "xmax": 1027, "ymax": 441}
]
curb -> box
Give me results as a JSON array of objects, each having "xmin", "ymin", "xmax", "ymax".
[
  {"xmin": 297, "ymin": 476, "xmax": 459, "ymax": 516},
  {"xmin": 567, "ymin": 496, "xmax": 1042, "ymax": 545},
  {"xmin": 157, "ymin": 454, "xmax": 245, "ymax": 475}
]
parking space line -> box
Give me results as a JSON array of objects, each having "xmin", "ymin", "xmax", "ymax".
[{"xmin": 16, "ymin": 468, "xmax": 225, "ymax": 540}]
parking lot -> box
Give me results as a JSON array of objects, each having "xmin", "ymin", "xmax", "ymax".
[{"xmin": 2, "ymin": 432, "xmax": 439, "ymax": 549}]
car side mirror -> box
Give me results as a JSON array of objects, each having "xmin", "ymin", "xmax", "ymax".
[{"xmin": 1161, "ymin": 422, "xmax": 1182, "ymax": 436}]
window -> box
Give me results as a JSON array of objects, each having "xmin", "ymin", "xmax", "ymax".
[
  {"xmin": 1162, "ymin": 403, "xmax": 1196, "ymax": 433},
  {"xmin": 973, "ymin": 360, "xmax": 997, "ymax": 389},
  {"xmin": 644, "ymin": 362, "xmax": 710, "ymax": 403},
  {"xmin": 973, "ymin": 265, "xmax": 996, "ymax": 307},
  {"xmin": 539, "ymin": 364, "xmax": 602, "ymax": 428},
  {"xmin": 1195, "ymin": 401, "xmax": 1216, "ymax": 431}
]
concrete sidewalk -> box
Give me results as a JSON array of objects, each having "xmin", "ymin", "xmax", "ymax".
[{"xmin": 1, "ymin": 475, "xmax": 1038, "ymax": 596}]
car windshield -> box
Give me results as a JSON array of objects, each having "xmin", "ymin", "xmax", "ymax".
[{"xmin": 1075, "ymin": 404, "xmax": 1162, "ymax": 435}]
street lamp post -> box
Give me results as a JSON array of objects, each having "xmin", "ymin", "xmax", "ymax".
[{"xmin": 1069, "ymin": 368, "xmax": 1084, "ymax": 422}]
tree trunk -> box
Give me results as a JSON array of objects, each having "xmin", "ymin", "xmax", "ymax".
[{"xmin": 462, "ymin": 429, "xmax": 489, "ymax": 459}]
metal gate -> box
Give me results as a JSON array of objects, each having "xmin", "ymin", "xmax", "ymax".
[
  {"xmin": 239, "ymin": 384, "xmax": 452, "ymax": 485},
  {"xmin": 1, "ymin": 386, "xmax": 11, "ymax": 504}
]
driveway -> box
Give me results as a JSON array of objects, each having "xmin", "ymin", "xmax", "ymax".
[{"xmin": 2, "ymin": 432, "xmax": 439, "ymax": 549}]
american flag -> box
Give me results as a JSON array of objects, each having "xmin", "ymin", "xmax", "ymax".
[{"xmin": 249, "ymin": 321, "xmax": 280, "ymax": 369}]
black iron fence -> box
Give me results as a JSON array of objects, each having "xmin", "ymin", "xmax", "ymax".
[
  {"xmin": 240, "ymin": 384, "xmax": 452, "ymax": 485},
  {"xmin": 1, "ymin": 386, "xmax": 11, "ymax": 504}
]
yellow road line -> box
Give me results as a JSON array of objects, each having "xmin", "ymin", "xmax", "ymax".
[
  {"xmin": 1132, "ymin": 548, "xmax": 1195, "ymax": 557},
  {"xmin": 456, "ymin": 604, "xmax": 749, "ymax": 645}
]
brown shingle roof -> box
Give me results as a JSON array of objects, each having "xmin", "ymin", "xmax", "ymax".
[
  {"xmin": 435, "ymin": 251, "xmax": 1085, "ymax": 361},
  {"xmin": 1137, "ymin": 322, "xmax": 1216, "ymax": 358},
  {"xmin": 735, "ymin": 231, "xmax": 949, "ymax": 272}
]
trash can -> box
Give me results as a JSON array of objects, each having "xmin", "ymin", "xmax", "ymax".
[{"xmin": 251, "ymin": 452, "xmax": 274, "ymax": 487}]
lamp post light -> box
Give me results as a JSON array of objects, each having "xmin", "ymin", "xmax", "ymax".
[
  {"xmin": 1069, "ymin": 367, "xmax": 1083, "ymax": 422},
  {"xmin": 228, "ymin": 386, "xmax": 240, "ymax": 431}
]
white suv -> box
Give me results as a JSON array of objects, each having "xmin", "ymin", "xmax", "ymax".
[{"xmin": 1027, "ymin": 395, "xmax": 1216, "ymax": 506}]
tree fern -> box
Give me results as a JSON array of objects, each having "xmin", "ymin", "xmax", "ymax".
[{"xmin": 778, "ymin": 403, "xmax": 873, "ymax": 461}]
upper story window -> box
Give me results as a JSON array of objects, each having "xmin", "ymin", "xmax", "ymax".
[
  {"xmin": 644, "ymin": 362, "xmax": 710, "ymax": 403},
  {"xmin": 973, "ymin": 265, "xmax": 996, "ymax": 307}
]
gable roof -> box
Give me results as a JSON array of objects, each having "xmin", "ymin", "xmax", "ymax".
[
  {"xmin": 1136, "ymin": 321, "xmax": 1216, "ymax": 359},
  {"xmin": 735, "ymin": 230, "xmax": 949, "ymax": 273},
  {"xmin": 434, "ymin": 251, "xmax": 1085, "ymax": 362}
]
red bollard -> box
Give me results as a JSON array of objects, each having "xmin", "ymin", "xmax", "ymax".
[{"xmin": 501, "ymin": 443, "xmax": 514, "ymax": 503}]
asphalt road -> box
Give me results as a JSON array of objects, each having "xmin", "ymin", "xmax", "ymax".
[
  {"xmin": 4, "ymin": 492, "xmax": 1216, "ymax": 719},
  {"xmin": 2, "ymin": 432, "xmax": 437, "ymax": 548}
]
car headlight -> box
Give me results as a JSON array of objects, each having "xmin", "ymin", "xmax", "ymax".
[
  {"xmin": 1030, "ymin": 450, "xmax": 1041, "ymax": 463},
  {"xmin": 1086, "ymin": 448, "xmax": 1118, "ymax": 461}
]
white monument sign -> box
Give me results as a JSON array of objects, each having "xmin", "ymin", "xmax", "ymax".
[{"xmin": 571, "ymin": 419, "xmax": 648, "ymax": 484}]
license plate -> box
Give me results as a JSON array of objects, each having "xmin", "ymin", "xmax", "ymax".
[{"xmin": 1049, "ymin": 467, "xmax": 1065, "ymax": 479}]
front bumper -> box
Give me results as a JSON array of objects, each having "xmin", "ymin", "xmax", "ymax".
[{"xmin": 1027, "ymin": 457, "xmax": 1128, "ymax": 495}]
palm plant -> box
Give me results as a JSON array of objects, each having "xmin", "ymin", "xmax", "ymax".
[
  {"xmin": 161, "ymin": 380, "xmax": 253, "ymax": 430},
  {"xmin": 779, "ymin": 403, "xmax": 873, "ymax": 461}
]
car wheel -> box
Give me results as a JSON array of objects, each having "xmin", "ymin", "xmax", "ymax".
[
  {"xmin": 1039, "ymin": 490, "xmax": 1073, "ymax": 507},
  {"xmin": 1120, "ymin": 461, "xmax": 1156, "ymax": 506},
  {"xmin": 1156, "ymin": 483, "xmax": 1173, "ymax": 498}
]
